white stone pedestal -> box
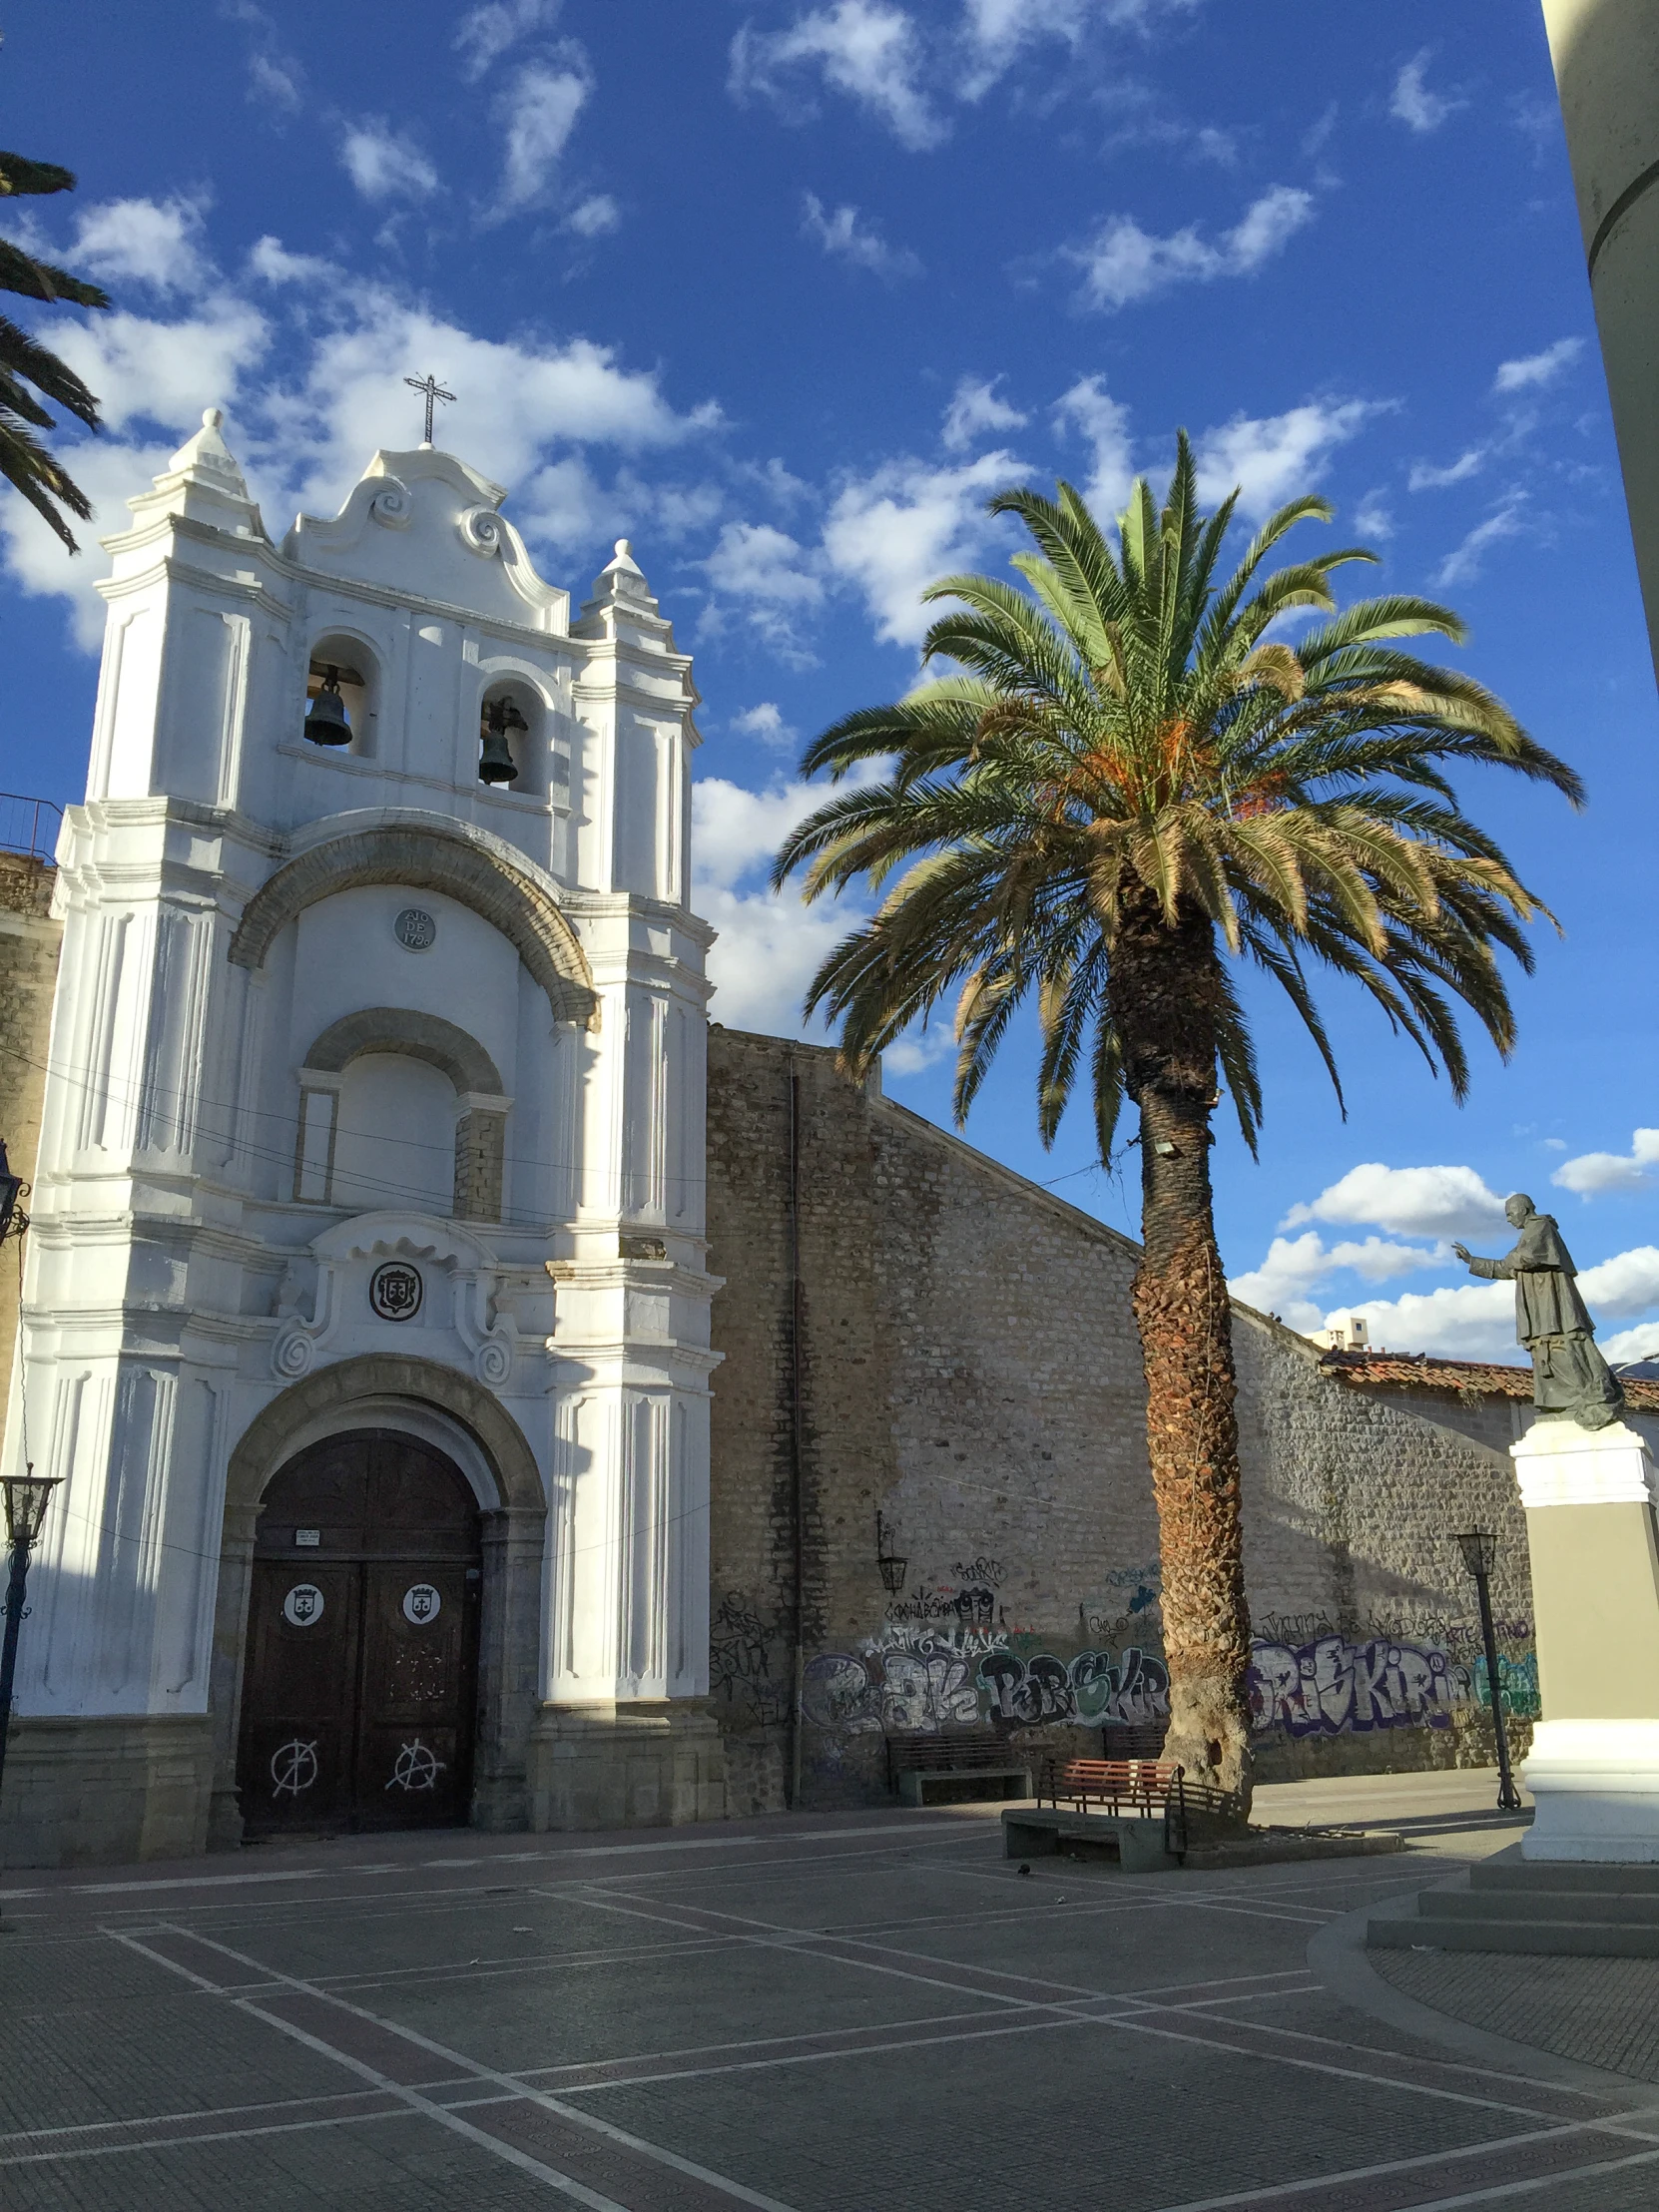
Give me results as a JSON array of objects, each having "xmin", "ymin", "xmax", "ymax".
[{"xmin": 1513, "ymin": 1418, "xmax": 1659, "ymax": 1862}]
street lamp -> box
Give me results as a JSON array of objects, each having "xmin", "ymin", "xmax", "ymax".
[
  {"xmin": 1455, "ymin": 1527, "xmax": 1524, "ymax": 1815},
  {"xmin": 0, "ymin": 1470, "xmax": 60, "ymax": 1809}
]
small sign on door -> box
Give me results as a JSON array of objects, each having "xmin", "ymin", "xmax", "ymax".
[{"xmin": 402, "ymin": 1582, "xmax": 442, "ymax": 1626}]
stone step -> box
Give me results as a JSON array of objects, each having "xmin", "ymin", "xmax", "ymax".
[
  {"xmin": 1369, "ymin": 1913, "xmax": 1659, "ymax": 1958},
  {"xmin": 1419, "ymin": 1886, "xmax": 1659, "ymax": 1927},
  {"xmin": 1471, "ymin": 1858, "xmax": 1659, "ymax": 1896}
]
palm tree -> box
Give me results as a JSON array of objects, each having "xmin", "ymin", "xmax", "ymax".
[
  {"xmin": 1, "ymin": 148, "xmax": 110, "ymax": 551},
  {"xmin": 772, "ymin": 438, "xmax": 1580, "ymax": 1813}
]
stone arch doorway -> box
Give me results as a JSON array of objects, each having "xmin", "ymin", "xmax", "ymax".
[
  {"xmin": 236, "ymin": 1430, "xmax": 483, "ymax": 1834},
  {"xmin": 212, "ymin": 1357, "xmax": 548, "ymax": 1847}
]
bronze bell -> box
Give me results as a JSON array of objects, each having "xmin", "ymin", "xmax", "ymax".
[
  {"xmin": 479, "ymin": 696, "xmax": 526, "ymax": 785},
  {"xmin": 304, "ymin": 666, "xmax": 351, "ymax": 747}
]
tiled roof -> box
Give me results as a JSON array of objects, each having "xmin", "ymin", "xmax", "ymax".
[{"xmin": 1318, "ymin": 1347, "xmax": 1659, "ymax": 1412}]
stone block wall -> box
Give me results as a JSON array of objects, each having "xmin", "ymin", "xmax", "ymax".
[
  {"xmin": 0, "ymin": 854, "xmax": 59, "ymax": 1401},
  {"xmin": 706, "ymin": 1026, "xmax": 1534, "ymax": 1807}
]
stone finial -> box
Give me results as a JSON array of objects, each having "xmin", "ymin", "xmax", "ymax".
[{"xmin": 163, "ymin": 405, "xmax": 251, "ymax": 493}]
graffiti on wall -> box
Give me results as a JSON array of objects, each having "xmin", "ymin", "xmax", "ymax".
[
  {"xmin": 801, "ymin": 1621, "xmax": 1538, "ymax": 1740},
  {"xmin": 1247, "ymin": 1634, "xmax": 1470, "ymax": 1737},
  {"xmin": 799, "ymin": 1629, "xmax": 1170, "ymax": 1736},
  {"xmin": 710, "ymin": 1591, "xmax": 792, "ymax": 1727}
]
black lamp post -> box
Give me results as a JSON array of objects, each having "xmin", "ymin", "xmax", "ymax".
[
  {"xmin": 0, "ymin": 1471, "xmax": 61, "ymax": 1809},
  {"xmin": 1455, "ymin": 1527, "xmax": 1524, "ymax": 1814},
  {"xmin": 875, "ymin": 1510, "xmax": 907, "ymax": 1596}
]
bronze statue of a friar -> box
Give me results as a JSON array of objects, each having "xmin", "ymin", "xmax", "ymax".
[{"xmin": 1452, "ymin": 1194, "xmax": 1625, "ymax": 1429}]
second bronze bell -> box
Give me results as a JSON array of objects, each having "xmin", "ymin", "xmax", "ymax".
[{"xmin": 479, "ymin": 696, "xmax": 526, "ymax": 784}]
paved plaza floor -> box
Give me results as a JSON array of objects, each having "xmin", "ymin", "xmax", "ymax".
[{"xmin": 5, "ymin": 1769, "xmax": 1659, "ymax": 2211}]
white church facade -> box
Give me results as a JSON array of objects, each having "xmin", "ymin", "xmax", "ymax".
[{"xmin": 1, "ymin": 412, "xmax": 726, "ymax": 1864}]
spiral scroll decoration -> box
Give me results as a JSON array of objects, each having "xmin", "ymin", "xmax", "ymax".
[
  {"xmin": 459, "ymin": 505, "xmax": 505, "ymax": 558},
  {"xmin": 369, "ymin": 482, "xmax": 413, "ymax": 529}
]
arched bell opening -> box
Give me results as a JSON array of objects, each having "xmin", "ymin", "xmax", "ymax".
[
  {"xmin": 304, "ymin": 632, "xmax": 380, "ymax": 759},
  {"xmin": 476, "ymin": 676, "xmax": 545, "ymax": 796}
]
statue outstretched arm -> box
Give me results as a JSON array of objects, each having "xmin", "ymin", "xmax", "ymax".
[{"xmin": 1450, "ymin": 1242, "xmax": 1513, "ymax": 1280}]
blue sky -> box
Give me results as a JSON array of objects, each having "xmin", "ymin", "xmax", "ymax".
[{"xmin": 6, "ymin": 0, "xmax": 1659, "ymax": 1365}]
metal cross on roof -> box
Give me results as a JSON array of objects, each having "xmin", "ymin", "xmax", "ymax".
[{"xmin": 403, "ymin": 371, "xmax": 455, "ymax": 445}]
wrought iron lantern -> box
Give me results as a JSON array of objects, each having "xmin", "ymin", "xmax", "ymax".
[
  {"xmin": 2, "ymin": 1471, "xmax": 60, "ymax": 1552},
  {"xmin": 875, "ymin": 1509, "xmax": 907, "ymax": 1596},
  {"xmin": 0, "ymin": 1137, "xmax": 27, "ymax": 1245},
  {"xmin": 304, "ymin": 664, "xmax": 351, "ymax": 747},
  {"xmin": 479, "ymin": 697, "xmax": 526, "ymax": 785},
  {"xmin": 1455, "ymin": 1527, "xmax": 1497, "ymax": 1580},
  {"xmin": 1453, "ymin": 1525, "xmax": 1523, "ymax": 1814}
]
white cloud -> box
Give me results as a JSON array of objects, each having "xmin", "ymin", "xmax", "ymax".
[
  {"xmin": 801, "ymin": 195, "xmax": 922, "ymax": 280},
  {"xmin": 1431, "ymin": 493, "xmax": 1527, "ymax": 589},
  {"xmin": 73, "ymin": 197, "xmax": 211, "ymax": 292},
  {"xmin": 1229, "ymin": 1229, "xmax": 1444, "ymax": 1324},
  {"xmin": 957, "ymin": 0, "xmax": 1200, "ymax": 98},
  {"xmin": 704, "ymin": 522, "xmax": 826, "ymax": 662},
  {"xmin": 52, "ymin": 301, "xmax": 271, "ymax": 436},
  {"xmin": 1390, "ymin": 50, "xmax": 1464, "ymax": 135},
  {"xmin": 1322, "ymin": 1280, "xmax": 1513, "ymax": 1360},
  {"xmin": 223, "ymin": 2, "xmax": 304, "ymax": 113},
  {"xmin": 1283, "ymin": 1163, "xmax": 1508, "ymax": 1242},
  {"xmin": 1601, "ymin": 1323, "xmax": 1659, "ymax": 1368},
  {"xmin": 1493, "ymin": 337, "xmax": 1584, "ymax": 394},
  {"xmin": 455, "ymin": 0, "xmax": 561, "ymax": 80},
  {"xmin": 341, "ymin": 121, "xmax": 441, "ymax": 203},
  {"xmin": 731, "ymin": 2, "xmax": 945, "ymax": 151},
  {"xmin": 1553, "ymin": 1130, "xmax": 1659, "ymax": 1197},
  {"xmin": 1071, "ymin": 184, "xmax": 1314, "ymax": 310},
  {"xmin": 693, "ymin": 776, "xmax": 851, "ymax": 1034},
  {"xmin": 494, "ymin": 55, "xmax": 592, "ymax": 212},
  {"xmin": 942, "ymin": 374, "xmax": 1026, "ymax": 452},
  {"xmin": 823, "ymin": 447, "xmax": 1021, "ymax": 646},
  {"xmin": 247, "ymin": 236, "xmax": 336, "ymax": 286},
  {"xmin": 1051, "ymin": 374, "xmax": 1135, "ymax": 515},
  {"xmin": 1408, "ymin": 448, "xmax": 1485, "ymax": 492},
  {"xmin": 1195, "ymin": 399, "xmax": 1376, "ymax": 521},
  {"xmin": 565, "ymin": 194, "xmax": 620, "ymax": 238},
  {"xmin": 1354, "ymin": 491, "xmax": 1393, "ymax": 541},
  {"xmin": 1580, "ymin": 1245, "xmax": 1659, "ymax": 1318},
  {"xmin": 733, "ymin": 703, "xmax": 797, "ymax": 747}
]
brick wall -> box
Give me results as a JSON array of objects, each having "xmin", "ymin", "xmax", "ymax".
[
  {"xmin": 706, "ymin": 1026, "xmax": 1532, "ymax": 1808},
  {"xmin": 0, "ymin": 856, "xmax": 60, "ymax": 1400}
]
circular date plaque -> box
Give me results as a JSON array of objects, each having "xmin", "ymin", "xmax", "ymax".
[
  {"xmin": 394, "ymin": 906, "xmax": 436, "ymax": 951},
  {"xmin": 369, "ymin": 1261, "xmax": 423, "ymax": 1323}
]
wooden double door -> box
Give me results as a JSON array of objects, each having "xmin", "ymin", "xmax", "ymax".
[{"xmin": 238, "ymin": 1430, "xmax": 482, "ymax": 1835}]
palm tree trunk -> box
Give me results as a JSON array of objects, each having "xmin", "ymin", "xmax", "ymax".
[{"xmin": 1110, "ymin": 886, "xmax": 1253, "ymax": 1817}]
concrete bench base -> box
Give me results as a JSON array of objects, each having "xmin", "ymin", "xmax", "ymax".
[
  {"xmin": 1001, "ymin": 1805, "xmax": 1176, "ymax": 1872},
  {"xmin": 896, "ymin": 1767, "xmax": 1032, "ymax": 1808}
]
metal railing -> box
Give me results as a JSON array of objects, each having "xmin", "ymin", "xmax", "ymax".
[{"xmin": 0, "ymin": 796, "xmax": 62, "ymax": 861}]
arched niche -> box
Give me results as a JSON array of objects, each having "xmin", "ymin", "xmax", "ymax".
[
  {"xmin": 295, "ymin": 1007, "xmax": 511, "ymax": 1222},
  {"xmin": 304, "ymin": 628, "xmax": 381, "ymax": 761}
]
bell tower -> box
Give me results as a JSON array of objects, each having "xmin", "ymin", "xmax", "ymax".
[{"xmin": 0, "ymin": 409, "xmax": 725, "ymax": 1867}]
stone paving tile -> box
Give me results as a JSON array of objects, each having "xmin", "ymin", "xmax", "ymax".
[
  {"xmin": 352, "ymin": 1926, "xmax": 1013, "ymax": 2074},
  {"xmin": 0, "ymin": 1983, "xmax": 349, "ymax": 2135},
  {"xmin": 557, "ymin": 2002, "xmax": 1532, "ymax": 2212},
  {"xmin": 1374, "ymin": 1946, "xmax": 1659, "ymax": 2084},
  {"xmin": 2, "ymin": 2110, "xmax": 558, "ymax": 2211},
  {"xmin": 3, "ymin": 1805, "xmax": 1640, "ymax": 2212}
]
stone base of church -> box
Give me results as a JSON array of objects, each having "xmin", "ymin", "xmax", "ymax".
[
  {"xmin": 526, "ymin": 1699, "xmax": 728, "ymax": 1832},
  {"xmin": 1523, "ymin": 1719, "xmax": 1659, "ymax": 1861},
  {"xmin": 0, "ymin": 1715, "xmax": 215, "ymax": 1869}
]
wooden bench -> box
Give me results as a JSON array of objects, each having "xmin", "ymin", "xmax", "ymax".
[
  {"xmin": 1031, "ymin": 1758, "xmax": 1189, "ymax": 1865},
  {"xmin": 886, "ymin": 1728, "xmax": 1033, "ymax": 1808}
]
